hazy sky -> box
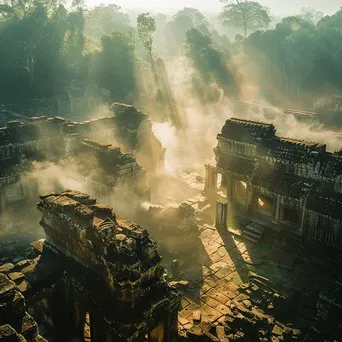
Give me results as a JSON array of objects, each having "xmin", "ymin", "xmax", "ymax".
[{"xmin": 87, "ymin": 0, "xmax": 341, "ymax": 15}]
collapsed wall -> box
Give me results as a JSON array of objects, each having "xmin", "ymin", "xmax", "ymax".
[
  {"xmin": 61, "ymin": 102, "xmax": 166, "ymax": 173},
  {"xmin": 0, "ymin": 118, "xmax": 66, "ymax": 212},
  {"xmin": 0, "ymin": 103, "xmax": 161, "ymax": 215},
  {"xmin": 34, "ymin": 190, "xmax": 181, "ymax": 341},
  {"xmin": 65, "ymin": 136, "xmax": 150, "ymax": 215}
]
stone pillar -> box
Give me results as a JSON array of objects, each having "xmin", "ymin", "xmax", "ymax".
[
  {"xmin": 246, "ymin": 182, "xmax": 253, "ymax": 212},
  {"xmin": 70, "ymin": 301, "xmax": 87, "ymax": 339},
  {"xmin": 204, "ymin": 164, "xmax": 210, "ymax": 194},
  {"xmin": 171, "ymin": 260, "xmax": 181, "ymax": 279},
  {"xmin": 48, "ymin": 284, "xmax": 86, "ymax": 341},
  {"xmin": 211, "ymin": 169, "xmax": 218, "ymax": 196},
  {"xmin": 90, "ymin": 313, "xmax": 111, "ymax": 342},
  {"xmin": 204, "ymin": 165, "xmax": 217, "ymax": 198},
  {"xmin": 0, "ymin": 183, "xmax": 6, "ymax": 213},
  {"xmin": 149, "ymin": 323, "xmax": 165, "ymax": 342},
  {"xmin": 163, "ymin": 310, "xmax": 178, "ymax": 342},
  {"xmin": 48, "ymin": 288, "xmax": 74, "ymax": 341},
  {"xmin": 221, "ymin": 174, "xmax": 228, "ymax": 188},
  {"xmin": 216, "ymin": 200, "xmax": 228, "ymax": 230},
  {"xmin": 298, "ymin": 203, "xmax": 306, "ymax": 237},
  {"xmin": 226, "ymin": 175, "xmax": 233, "ymax": 202},
  {"xmin": 274, "ymin": 196, "xmax": 280, "ymax": 222}
]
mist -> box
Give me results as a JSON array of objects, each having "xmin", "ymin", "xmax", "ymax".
[
  {"xmin": 87, "ymin": 0, "xmax": 341, "ymax": 16},
  {"xmin": 2, "ymin": 0, "xmax": 342, "ymax": 256}
]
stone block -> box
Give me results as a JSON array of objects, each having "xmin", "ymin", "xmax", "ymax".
[
  {"xmin": 0, "ymin": 324, "xmax": 20, "ymax": 342},
  {"xmin": 8, "ymin": 273, "xmax": 24, "ymax": 283},
  {"xmin": 0, "ymin": 264, "xmax": 15, "ymax": 274},
  {"xmin": 20, "ymin": 313, "xmax": 38, "ymax": 340}
]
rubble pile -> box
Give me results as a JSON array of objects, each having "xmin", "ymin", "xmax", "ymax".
[
  {"xmin": 146, "ymin": 203, "xmax": 200, "ymax": 263},
  {"xmin": 176, "ymin": 277, "xmax": 302, "ymax": 342},
  {"xmin": 0, "ymin": 273, "xmax": 46, "ymax": 341}
]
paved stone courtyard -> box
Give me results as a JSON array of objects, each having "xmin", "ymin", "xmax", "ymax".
[{"xmin": 172, "ymin": 206, "xmax": 340, "ymax": 341}]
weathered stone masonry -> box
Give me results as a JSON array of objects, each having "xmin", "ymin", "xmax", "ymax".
[
  {"xmin": 0, "ymin": 273, "xmax": 46, "ymax": 341},
  {"xmin": 0, "ymin": 117, "xmax": 65, "ymax": 211},
  {"xmin": 31, "ymin": 190, "xmax": 181, "ymax": 342},
  {"xmin": 0, "ymin": 103, "xmax": 161, "ymax": 214},
  {"xmin": 205, "ymin": 117, "xmax": 342, "ymax": 249},
  {"xmin": 62, "ymin": 102, "xmax": 165, "ymax": 173},
  {"xmin": 66, "ymin": 136, "xmax": 150, "ymax": 213}
]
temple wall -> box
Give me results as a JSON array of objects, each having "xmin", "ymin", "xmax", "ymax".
[{"xmin": 208, "ymin": 118, "xmax": 342, "ymax": 249}]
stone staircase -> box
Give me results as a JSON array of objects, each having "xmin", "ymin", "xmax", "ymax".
[{"xmin": 242, "ymin": 222, "xmax": 265, "ymax": 243}]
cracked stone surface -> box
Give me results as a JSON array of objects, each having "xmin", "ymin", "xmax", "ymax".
[{"xmin": 174, "ymin": 205, "xmax": 342, "ymax": 341}]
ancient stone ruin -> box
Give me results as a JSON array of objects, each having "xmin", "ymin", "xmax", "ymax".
[
  {"xmin": 206, "ymin": 117, "xmax": 342, "ymax": 249},
  {"xmin": 0, "ymin": 273, "xmax": 45, "ymax": 341},
  {"xmin": 2, "ymin": 113, "xmax": 342, "ymax": 341},
  {"xmin": 0, "ymin": 103, "xmax": 161, "ymax": 216},
  {"xmin": 142, "ymin": 202, "xmax": 201, "ymax": 267},
  {"xmin": 63, "ymin": 102, "xmax": 165, "ymax": 173},
  {"xmin": 1, "ymin": 191, "xmax": 181, "ymax": 341}
]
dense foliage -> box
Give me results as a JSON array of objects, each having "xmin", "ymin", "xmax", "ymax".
[
  {"xmin": 0, "ymin": 0, "xmax": 341, "ymax": 110},
  {"xmin": 219, "ymin": 0, "xmax": 271, "ymax": 38},
  {"xmin": 244, "ymin": 10, "xmax": 342, "ymax": 104}
]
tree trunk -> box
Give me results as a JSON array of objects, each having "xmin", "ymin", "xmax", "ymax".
[
  {"xmin": 26, "ymin": 45, "xmax": 35, "ymax": 88},
  {"xmin": 280, "ymin": 61, "xmax": 289, "ymax": 98},
  {"xmin": 148, "ymin": 47, "xmax": 153, "ymax": 63},
  {"xmin": 297, "ymin": 83, "xmax": 301, "ymax": 98}
]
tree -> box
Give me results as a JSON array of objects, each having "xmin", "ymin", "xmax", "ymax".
[
  {"xmin": 0, "ymin": 0, "xmax": 83, "ymax": 21},
  {"xmin": 165, "ymin": 14, "xmax": 194, "ymax": 51},
  {"xmin": 137, "ymin": 13, "xmax": 156, "ymax": 60},
  {"xmin": 186, "ymin": 28, "xmax": 238, "ymax": 98},
  {"xmin": 174, "ymin": 7, "xmax": 207, "ymax": 26},
  {"xmin": 317, "ymin": 8, "xmax": 342, "ymax": 29},
  {"xmin": 282, "ymin": 28, "xmax": 318, "ymax": 97},
  {"xmin": 315, "ymin": 9, "xmax": 342, "ymax": 91},
  {"xmin": 84, "ymin": 4, "xmax": 131, "ymax": 42},
  {"xmin": 164, "ymin": 8, "xmax": 211, "ymax": 57},
  {"xmin": 244, "ymin": 16, "xmax": 319, "ymax": 103},
  {"xmin": 0, "ymin": 0, "xmax": 36, "ymax": 20},
  {"xmin": 300, "ymin": 7, "xmax": 324, "ymax": 24},
  {"xmin": 0, "ymin": 0, "xmax": 85, "ymax": 103},
  {"xmin": 62, "ymin": 8, "xmax": 85, "ymax": 71},
  {"xmin": 95, "ymin": 31, "xmax": 137, "ymax": 102},
  {"xmin": 219, "ymin": 0, "xmax": 271, "ymax": 38}
]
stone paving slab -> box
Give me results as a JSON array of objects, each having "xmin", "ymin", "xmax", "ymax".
[{"xmin": 176, "ymin": 208, "xmax": 341, "ymax": 340}]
